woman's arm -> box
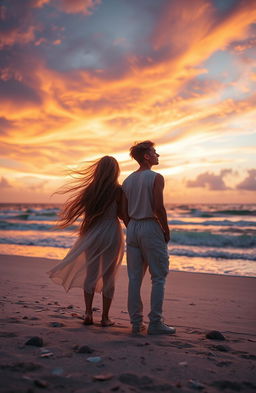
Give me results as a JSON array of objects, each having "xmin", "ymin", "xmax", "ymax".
[{"xmin": 116, "ymin": 187, "xmax": 130, "ymax": 227}]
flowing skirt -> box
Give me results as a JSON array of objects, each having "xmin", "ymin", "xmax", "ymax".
[{"xmin": 48, "ymin": 218, "xmax": 124, "ymax": 298}]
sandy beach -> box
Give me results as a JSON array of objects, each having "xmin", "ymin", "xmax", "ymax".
[{"xmin": 0, "ymin": 254, "xmax": 255, "ymax": 393}]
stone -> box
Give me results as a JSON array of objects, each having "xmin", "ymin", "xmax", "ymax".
[
  {"xmin": 179, "ymin": 361, "xmax": 188, "ymax": 367},
  {"xmin": 52, "ymin": 367, "xmax": 64, "ymax": 376},
  {"xmin": 188, "ymin": 379, "xmax": 205, "ymax": 390},
  {"xmin": 25, "ymin": 336, "xmax": 43, "ymax": 347},
  {"xmin": 34, "ymin": 379, "xmax": 48, "ymax": 388},
  {"xmin": 92, "ymin": 373, "xmax": 113, "ymax": 381},
  {"xmin": 206, "ymin": 330, "xmax": 225, "ymax": 340},
  {"xmin": 49, "ymin": 321, "xmax": 65, "ymax": 327},
  {"xmin": 87, "ymin": 356, "xmax": 102, "ymax": 363},
  {"xmin": 77, "ymin": 345, "xmax": 94, "ymax": 354}
]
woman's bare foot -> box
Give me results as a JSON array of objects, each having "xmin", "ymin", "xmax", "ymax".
[
  {"xmin": 101, "ymin": 318, "xmax": 115, "ymax": 327},
  {"xmin": 83, "ymin": 313, "xmax": 93, "ymax": 325}
]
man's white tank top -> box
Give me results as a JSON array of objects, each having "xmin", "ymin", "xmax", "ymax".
[{"xmin": 122, "ymin": 169, "xmax": 158, "ymax": 219}]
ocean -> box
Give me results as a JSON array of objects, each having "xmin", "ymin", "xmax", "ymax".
[{"xmin": 0, "ymin": 203, "xmax": 255, "ymax": 277}]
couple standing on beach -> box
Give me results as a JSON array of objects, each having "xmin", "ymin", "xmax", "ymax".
[{"xmin": 49, "ymin": 141, "xmax": 176, "ymax": 336}]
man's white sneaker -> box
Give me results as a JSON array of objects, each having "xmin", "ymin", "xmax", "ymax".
[{"xmin": 147, "ymin": 322, "xmax": 176, "ymax": 335}]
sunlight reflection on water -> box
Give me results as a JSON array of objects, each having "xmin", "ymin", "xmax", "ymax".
[{"xmin": 0, "ymin": 243, "xmax": 255, "ymax": 277}]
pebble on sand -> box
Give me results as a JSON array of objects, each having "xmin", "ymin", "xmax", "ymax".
[
  {"xmin": 25, "ymin": 336, "xmax": 43, "ymax": 347},
  {"xmin": 188, "ymin": 379, "xmax": 205, "ymax": 390},
  {"xmin": 206, "ymin": 330, "xmax": 226, "ymax": 340},
  {"xmin": 92, "ymin": 373, "xmax": 114, "ymax": 381},
  {"xmin": 51, "ymin": 367, "xmax": 64, "ymax": 376},
  {"xmin": 77, "ymin": 345, "xmax": 94, "ymax": 354},
  {"xmin": 34, "ymin": 379, "xmax": 48, "ymax": 388},
  {"xmin": 87, "ymin": 356, "xmax": 102, "ymax": 363},
  {"xmin": 49, "ymin": 321, "xmax": 65, "ymax": 327}
]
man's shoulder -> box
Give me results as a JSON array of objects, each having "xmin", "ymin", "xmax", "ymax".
[
  {"xmin": 122, "ymin": 170, "xmax": 161, "ymax": 186},
  {"xmin": 150, "ymin": 169, "xmax": 160, "ymax": 176},
  {"xmin": 123, "ymin": 171, "xmax": 138, "ymax": 181},
  {"xmin": 149, "ymin": 169, "xmax": 162, "ymax": 180},
  {"xmin": 122, "ymin": 172, "xmax": 134, "ymax": 188}
]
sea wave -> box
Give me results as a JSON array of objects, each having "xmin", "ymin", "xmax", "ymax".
[
  {"xmin": 1, "ymin": 229, "xmax": 255, "ymax": 251},
  {"xmin": 169, "ymin": 219, "xmax": 256, "ymax": 227},
  {"xmin": 0, "ymin": 234, "xmax": 74, "ymax": 248},
  {"xmin": 209, "ymin": 209, "xmax": 256, "ymax": 216},
  {"xmin": 171, "ymin": 230, "xmax": 256, "ymax": 248},
  {"xmin": 0, "ymin": 221, "xmax": 77, "ymax": 231},
  {"xmin": 172, "ymin": 206, "xmax": 256, "ymax": 218},
  {"xmin": 0, "ymin": 208, "xmax": 59, "ymax": 221},
  {"xmin": 1, "ymin": 217, "xmax": 255, "ymax": 231},
  {"xmin": 170, "ymin": 248, "xmax": 256, "ymax": 261}
]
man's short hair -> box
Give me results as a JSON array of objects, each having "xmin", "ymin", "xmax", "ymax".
[{"xmin": 129, "ymin": 140, "xmax": 154, "ymax": 164}]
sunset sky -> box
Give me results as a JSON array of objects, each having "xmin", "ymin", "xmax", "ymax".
[{"xmin": 0, "ymin": 0, "xmax": 255, "ymax": 204}]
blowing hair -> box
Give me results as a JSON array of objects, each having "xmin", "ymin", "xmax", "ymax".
[
  {"xmin": 130, "ymin": 140, "xmax": 154, "ymax": 163},
  {"xmin": 56, "ymin": 156, "xmax": 120, "ymax": 235}
]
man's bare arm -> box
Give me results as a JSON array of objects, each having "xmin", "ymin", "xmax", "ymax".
[{"xmin": 153, "ymin": 174, "xmax": 170, "ymax": 243}]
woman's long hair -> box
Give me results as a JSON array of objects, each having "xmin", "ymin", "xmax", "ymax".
[{"xmin": 57, "ymin": 156, "xmax": 120, "ymax": 235}]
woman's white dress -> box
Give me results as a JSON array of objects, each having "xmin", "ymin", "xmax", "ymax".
[{"xmin": 48, "ymin": 201, "xmax": 124, "ymax": 298}]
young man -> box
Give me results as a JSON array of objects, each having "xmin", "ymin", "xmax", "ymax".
[{"xmin": 122, "ymin": 141, "xmax": 176, "ymax": 335}]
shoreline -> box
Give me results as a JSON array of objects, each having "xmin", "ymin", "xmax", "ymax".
[{"xmin": 1, "ymin": 252, "xmax": 255, "ymax": 279}]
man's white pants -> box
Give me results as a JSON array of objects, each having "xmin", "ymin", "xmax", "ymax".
[{"xmin": 126, "ymin": 219, "xmax": 169, "ymax": 325}]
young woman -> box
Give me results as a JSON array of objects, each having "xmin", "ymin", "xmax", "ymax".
[{"xmin": 48, "ymin": 156, "xmax": 125, "ymax": 326}]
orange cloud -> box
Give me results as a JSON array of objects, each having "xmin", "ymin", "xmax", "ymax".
[
  {"xmin": 230, "ymin": 37, "xmax": 256, "ymax": 52},
  {"xmin": 237, "ymin": 169, "xmax": 256, "ymax": 191},
  {"xmin": 0, "ymin": 176, "xmax": 12, "ymax": 188},
  {"xmin": 0, "ymin": 0, "xmax": 255, "ymax": 203},
  {"xmin": 53, "ymin": 0, "xmax": 101, "ymax": 15},
  {"xmin": 0, "ymin": 25, "xmax": 37, "ymax": 49},
  {"xmin": 187, "ymin": 169, "xmax": 233, "ymax": 190}
]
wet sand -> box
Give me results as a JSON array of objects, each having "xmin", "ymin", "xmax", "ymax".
[{"xmin": 0, "ymin": 254, "xmax": 255, "ymax": 393}]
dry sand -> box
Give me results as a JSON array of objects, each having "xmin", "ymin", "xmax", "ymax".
[{"xmin": 0, "ymin": 254, "xmax": 255, "ymax": 393}]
